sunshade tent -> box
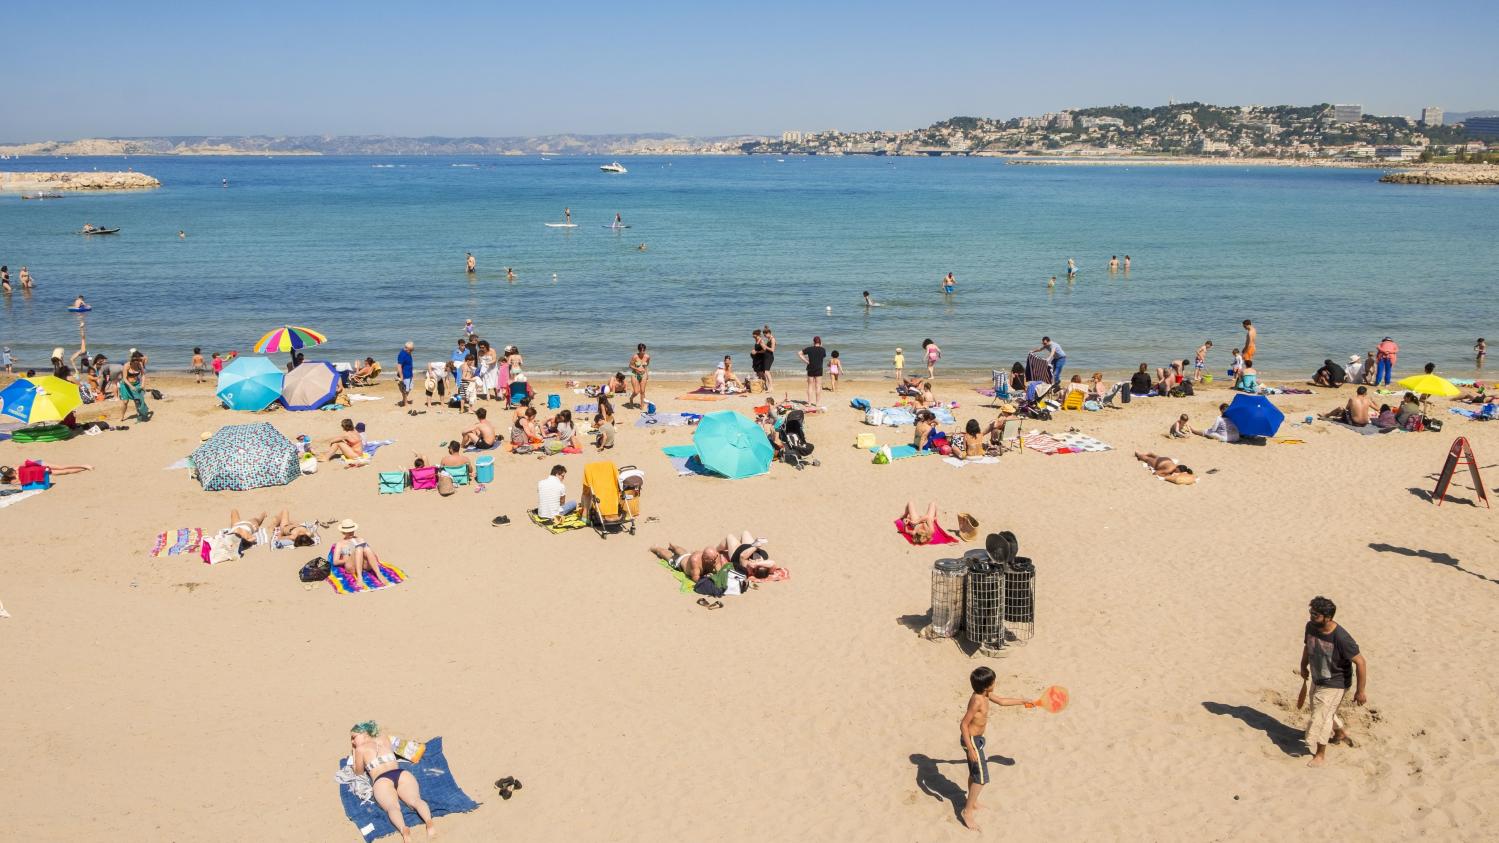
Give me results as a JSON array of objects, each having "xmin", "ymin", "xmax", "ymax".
[
  {"xmin": 217, "ymin": 356, "xmax": 285, "ymax": 411},
  {"xmin": 1223, "ymin": 393, "xmax": 1285, "ymax": 438},
  {"xmin": 253, "ymin": 325, "xmax": 327, "ymax": 354},
  {"xmin": 281, "ymin": 361, "xmax": 339, "ymax": 411},
  {"xmin": 1397, "ymin": 373, "xmax": 1460, "ymax": 398},
  {"xmin": 691, "ymin": 411, "xmax": 774, "ymax": 479},
  {"xmin": 0, "ymin": 376, "xmax": 81, "ymax": 423},
  {"xmin": 191, "ymin": 422, "xmax": 301, "ymax": 491}
]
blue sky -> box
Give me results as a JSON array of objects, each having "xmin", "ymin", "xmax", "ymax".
[{"xmin": 3, "ymin": 0, "xmax": 1494, "ymax": 139}]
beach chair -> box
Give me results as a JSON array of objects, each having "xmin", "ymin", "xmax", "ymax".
[
  {"xmin": 507, "ymin": 380, "xmax": 530, "ymax": 406},
  {"xmin": 991, "ymin": 370, "xmax": 1014, "ymax": 402},
  {"xmin": 992, "ymin": 419, "xmax": 1022, "ymax": 456},
  {"xmin": 582, "ymin": 460, "xmax": 634, "ymax": 538},
  {"xmin": 1061, "ymin": 390, "xmax": 1085, "ymax": 411},
  {"xmin": 350, "ymin": 362, "xmax": 382, "ymax": 387}
]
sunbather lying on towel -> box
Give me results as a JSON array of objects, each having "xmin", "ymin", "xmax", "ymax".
[
  {"xmin": 900, "ymin": 501, "xmax": 943, "ymax": 544},
  {"xmin": 349, "ymin": 720, "xmax": 437, "ymax": 841},
  {"xmin": 226, "ymin": 509, "xmax": 268, "ymax": 551},
  {"xmin": 650, "ymin": 543, "xmax": 727, "ymax": 582},
  {"xmin": 1134, "ymin": 452, "xmax": 1196, "ymax": 485},
  {"xmin": 0, "ymin": 462, "xmax": 91, "ymax": 485},
  {"xmin": 714, "ymin": 530, "xmax": 788, "ymax": 580},
  {"xmin": 269, "ymin": 509, "xmax": 318, "ymax": 549}
]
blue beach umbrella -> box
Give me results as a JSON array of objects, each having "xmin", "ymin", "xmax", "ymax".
[
  {"xmin": 692, "ymin": 411, "xmax": 774, "ymax": 479},
  {"xmin": 216, "ymin": 356, "xmax": 285, "ymax": 411},
  {"xmin": 1223, "ymin": 393, "xmax": 1285, "ymax": 438}
]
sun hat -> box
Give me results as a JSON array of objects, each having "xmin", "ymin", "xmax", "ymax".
[
  {"xmin": 896, "ymin": 347, "xmax": 903, "ymax": 352},
  {"xmin": 338, "ymin": 519, "xmax": 358, "ymax": 533},
  {"xmin": 1349, "ymin": 355, "xmax": 1360, "ymax": 362}
]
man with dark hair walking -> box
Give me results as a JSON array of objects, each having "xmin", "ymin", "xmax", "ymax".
[{"xmin": 1300, "ymin": 596, "xmax": 1369, "ymax": 767}]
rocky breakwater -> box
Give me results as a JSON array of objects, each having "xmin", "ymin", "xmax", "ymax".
[
  {"xmin": 1380, "ymin": 165, "xmax": 1499, "ymax": 186},
  {"xmin": 0, "ymin": 171, "xmax": 161, "ymax": 192}
]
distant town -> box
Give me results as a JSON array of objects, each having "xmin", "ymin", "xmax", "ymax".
[{"xmin": 1, "ymin": 102, "xmax": 1495, "ymax": 161}]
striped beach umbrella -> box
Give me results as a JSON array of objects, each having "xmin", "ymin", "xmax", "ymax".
[
  {"xmin": 253, "ymin": 325, "xmax": 327, "ymax": 354},
  {"xmin": 0, "ymin": 376, "xmax": 82, "ymax": 423}
]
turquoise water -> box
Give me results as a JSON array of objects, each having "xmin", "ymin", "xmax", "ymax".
[{"xmin": 2, "ymin": 155, "xmax": 1496, "ymax": 378}]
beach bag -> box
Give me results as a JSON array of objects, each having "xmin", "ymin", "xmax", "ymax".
[
  {"xmin": 378, "ymin": 471, "xmax": 406, "ymax": 494},
  {"xmin": 1426, "ymin": 417, "xmax": 1443, "ymax": 432},
  {"xmin": 873, "ymin": 445, "xmax": 892, "ymax": 464},
  {"xmin": 204, "ymin": 530, "xmax": 240, "ymax": 565},
  {"xmin": 1403, "ymin": 414, "xmax": 1425, "ymax": 432},
  {"xmin": 855, "ymin": 432, "xmax": 877, "ymax": 449},
  {"xmin": 17, "ymin": 461, "xmax": 50, "ymax": 489},
  {"xmin": 437, "ymin": 471, "xmax": 456, "ymax": 496},
  {"xmin": 410, "ymin": 465, "xmax": 438, "ymax": 490},
  {"xmin": 1083, "ymin": 400, "xmax": 1101, "ymax": 412},
  {"xmin": 544, "ymin": 439, "xmax": 565, "ymax": 454},
  {"xmin": 850, "ymin": 397, "xmax": 870, "ymax": 411},
  {"xmin": 300, "ymin": 454, "xmax": 318, "ymax": 475},
  {"xmin": 748, "ymin": 379, "xmax": 764, "ymax": 393},
  {"xmin": 864, "ymin": 408, "xmax": 885, "ymax": 426},
  {"xmin": 298, "ymin": 556, "xmax": 331, "ymax": 582}
]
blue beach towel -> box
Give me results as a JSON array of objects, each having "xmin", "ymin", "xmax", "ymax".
[
  {"xmin": 335, "ymin": 736, "xmax": 479, "ymax": 842},
  {"xmin": 869, "ymin": 444, "xmax": 932, "ymax": 460},
  {"xmin": 661, "ymin": 444, "xmax": 699, "ymax": 458}
]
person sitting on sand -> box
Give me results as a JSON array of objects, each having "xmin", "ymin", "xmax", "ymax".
[
  {"xmin": 321, "ymin": 419, "xmax": 366, "ymax": 462},
  {"xmin": 334, "ymin": 520, "xmax": 390, "ymax": 590},
  {"xmin": 1396, "ymin": 392, "xmax": 1423, "ymax": 428},
  {"xmin": 1008, "ymin": 362, "xmax": 1026, "ymax": 393},
  {"xmin": 714, "ymin": 356, "xmax": 741, "ymax": 394},
  {"xmin": 1314, "ymin": 359, "xmax": 1347, "ymax": 387},
  {"xmin": 439, "ymin": 441, "xmax": 474, "ymax": 482},
  {"xmin": 1344, "ymin": 354, "xmax": 1367, "ymax": 385},
  {"xmin": 548, "ymin": 409, "xmax": 583, "ymax": 453},
  {"xmin": 955, "ymin": 419, "xmax": 987, "ymax": 459},
  {"xmin": 913, "ymin": 409, "xmax": 942, "ymax": 450},
  {"xmin": 350, "ymin": 357, "xmax": 379, "ymax": 386},
  {"xmin": 510, "ymin": 406, "xmax": 542, "ymax": 447},
  {"xmin": 1129, "ymin": 363, "xmax": 1154, "ymax": 396},
  {"xmin": 1200, "ymin": 403, "xmax": 1240, "ymax": 443},
  {"xmin": 1134, "ymin": 452, "xmax": 1197, "ymax": 485},
  {"xmin": 1373, "ymin": 404, "xmax": 1399, "ymax": 430},
  {"xmin": 460, "ymin": 407, "xmax": 498, "ymax": 450},
  {"xmin": 0, "ymin": 462, "xmax": 92, "ymax": 485},
  {"xmin": 348, "ymin": 720, "xmax": 437, "ymax": 842},
  {"xmin": 593, "ymin": 412, "xmax": 616, "ymax": 451},
  {"xmin": 1235, "ymin": 365, "xmax": 1259, "ymax": 393},
  {"xmin": 268, "ymin": 510, "xmax": 318, "ymax": 549},
  {"xmin": 1169, "ymin": 414, "xmax": 1197, "ymax": 438},
  {"xmin": 649, "ymin": 542, "xmax": 728, "ymax": 583},
  {"xmin": 1323, "ymin": 385, "xmax": 1377, "ymax": 425}
]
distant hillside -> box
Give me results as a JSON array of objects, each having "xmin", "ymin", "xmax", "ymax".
[{"xmin": 0, "ymin": 133, "xmax": 766, "ymax": 157}]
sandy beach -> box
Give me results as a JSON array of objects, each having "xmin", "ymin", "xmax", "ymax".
[{"xmin": 3, "ymin": 371, "xmax": 1498, "ymax": 841}]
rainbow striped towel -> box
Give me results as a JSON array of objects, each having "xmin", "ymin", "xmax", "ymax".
[
  {"xmin": 151, "ymin": 528, "xmax": 204, "ymax": 557},
  {"xmin": 327, "ymin": 562, "xmax": 407, "ymax": 594}
]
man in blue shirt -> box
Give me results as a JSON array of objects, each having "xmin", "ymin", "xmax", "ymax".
[{"xmin": 396, "ymin": 341, "xmax": 415, "ymax": 408}]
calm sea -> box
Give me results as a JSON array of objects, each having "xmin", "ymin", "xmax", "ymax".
[{"xmin": 2, "ymin": 155, "xmax": 1496, "ymax": 378}]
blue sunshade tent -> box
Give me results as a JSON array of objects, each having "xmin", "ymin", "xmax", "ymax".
[
  {"xmin": 191, "ymin": 422, "xmax": 300, "ymax": 491},
  {"xmin": 217, "ymin": 356, "xmax": 285, "ymax": 411},
  {"xmin": 280, "ymin": 361, "xmax": 338, "ymax": 411},
  {"xmin": 692, "ymin": 411, "xmax": 774, "ymax": 479},
  {"xmin": 1223, "ymin": 393, "xmax": 1285, "ymax": 438}
]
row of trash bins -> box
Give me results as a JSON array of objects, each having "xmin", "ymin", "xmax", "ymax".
[{"xmin": 929, "ymin": 547, "xmax": 1035, "ymax": 648}]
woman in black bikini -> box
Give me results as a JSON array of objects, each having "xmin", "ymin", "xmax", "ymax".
[
  {"xmin": 751, "ymin": 329, "xmax": 765, "ymax": 385},
  {"xmin": 760, "ymin": 326, "xmax": 776, "ymax": 391},
  {"xmin": 349, "ymin": 721, "xmax": 435, "ymax": 841}
]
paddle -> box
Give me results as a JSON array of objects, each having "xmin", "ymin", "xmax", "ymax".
[{"xmin": 1023, "ymin": 685, "xmax": 1069, "ymax": 713}]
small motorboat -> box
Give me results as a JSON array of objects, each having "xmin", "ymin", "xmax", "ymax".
[
  {"xmin": 600, "ymin": 162, "xmax": 628, "ymax": 174},
  {"xmin": 81, "ymin": 227, "xmax": 121, "ymax": 235}
]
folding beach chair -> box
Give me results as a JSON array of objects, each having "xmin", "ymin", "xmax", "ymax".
[
  {"xmin": 1061, "ymin": 390, "xmax": 1085, "ymax": 411},
  {"xmin": 582, "ymin": 460, "xmax": 634, "ymax": 538},
  {"xmin": 992, "ymin": 418, "xmax": 1022, "ymax": 456},
  {"xmin": 991, "ymin": 370, "xmax": 1014, "ymax": 403}
]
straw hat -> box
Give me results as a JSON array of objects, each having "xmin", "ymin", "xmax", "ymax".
[
  {"xmin": 957, "ymin": 513, "xmax": 979, "ymax": 543},
  {"xmin": 338, "ymin": 519, "xmax": 358, "ymax": 533}
]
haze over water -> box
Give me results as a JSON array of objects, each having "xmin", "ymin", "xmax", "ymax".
[{"xmin": 3, "ymin": 155, "xmax": 1495, "ymax": 378}]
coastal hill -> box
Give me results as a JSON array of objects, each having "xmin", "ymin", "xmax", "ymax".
[{"xmin": 0, "ymin": 133, "xmax": 762, "ymax": 157}]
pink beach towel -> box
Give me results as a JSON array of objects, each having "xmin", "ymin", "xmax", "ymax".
[{"xmin": 894, "ymin": 518, "xmax": 959, "ymax": 546}]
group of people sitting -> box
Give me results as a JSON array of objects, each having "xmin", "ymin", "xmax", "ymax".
[
  {"xmin": 454, "ymin": 400, "xmax": 615, "ymax": 455},
  {"xmin": 221, "ymin": 511, "xmax": 390, "ymax": 589},
  {"xmin": 1321, "ymin": 386, "xmax": 1427, "ymax": 430},
  {"xmin": 1128, "ymin": 362, "xmax": 1198, "ymax": 397},
  {"xmin": 1170, "ymin": 403, "xmax": 1242, "ymax": 442}
]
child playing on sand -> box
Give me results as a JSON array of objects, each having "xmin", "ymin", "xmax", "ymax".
[
  {"xmin": 1194, "ymin": 340, "xmax": 1213, "ymax": 382},
  {"xmin": 828, "ymin": 350, "xmax": 842, "ymax": 391},
  {"xmin": 191, "ymin": 347, "xmax": 206, "ymax": 383},
  {"xmin": 893, "ymin": 347, "xmax": 904, "ymax": 382},
  {"xmin": 959, "ymin": 667, "xmax": 1028, "ymax": 831},
  {"xmin": 1169, "ymin": 414, "xmax": 1196, "ymax": 438}
]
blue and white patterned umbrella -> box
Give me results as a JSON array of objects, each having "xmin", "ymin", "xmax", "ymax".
[{"xmin": 190, "ymin": 422, "xmax": 301, "ymax": 492}]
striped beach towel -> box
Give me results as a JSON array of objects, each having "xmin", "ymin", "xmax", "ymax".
[
  {"xmin": 151, "ymin": 528, "xmax": 204, "ymax": 557},
  {"xmin": 327, "ymin": 561, "xmax": 407, "ymax": 594}
]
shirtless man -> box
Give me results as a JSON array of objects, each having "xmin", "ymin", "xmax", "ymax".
[
  {"xmin": 320, "ymin": 418, "xmax": 366, "ymax": 462},
  {"xmin": 1242, "ymin": 319, "xmax": 1258, "ymax": 367},
  {"xmin": 460, "ymin": 407, "xmax": 498, "ymax": 449},
  {"xmin": 648, "ymin": 543, "xmax": 727, "ymax": 583},
  {"xmin": 1325, "ymin": 385, "xmax": 1377, "ymax": 425},
  {"xmin": 438, "ymin": 440, "xmax": 475, "ymax": 482}
]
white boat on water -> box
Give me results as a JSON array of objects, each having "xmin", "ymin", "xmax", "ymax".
[{"xmin": 600, "ymin": 162, "xmax": 628, "ymax": 174}]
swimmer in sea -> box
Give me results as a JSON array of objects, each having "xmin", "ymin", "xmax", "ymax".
[
  {"xmin": 466, "ymin": 252, "xmax": 476, "ymax": 274},
  {"xmin": 178, "ymin": 230, "xmax": 186, "ymax": 239},
  {"xmin": 863, "ymin": 290, "xmax": 877, "ymax": 307},
  {"xmin": 1067, "ymin": 258, "xmax": 1077, "ymax": 278},
  {"xmin": 614, "ymin": 212, "xmax": 623, "ymax": 227},
  {"xmin": 942, "ymin": 273, "xmax": 956, "ymax": 295},
  {"xmin": 73, "ymin": 295, "xmax": 88, "ymax": 309},
  {"xmin": 1048, "ymin": 275, "xmax": 1056, "ymax": 288},
  {"xmin": 506, "ymin": 267, "xmax": 516, "ymax": 281},
  {"xmin": 637, "ymin": 244, "xmax": 647, "ymax": 251}
]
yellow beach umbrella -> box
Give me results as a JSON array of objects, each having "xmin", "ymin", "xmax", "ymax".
[
  {"xmin": 1397, "ymin": 374, "xmax": 1460, "ymax": 398},
  {"xmin": 0, "ymin": 375, "xmax": 82, "ymax": 423}
]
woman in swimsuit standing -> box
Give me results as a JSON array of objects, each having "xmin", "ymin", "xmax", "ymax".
[
  {"xmin": 750, "ymin": 330, "xmax": 765, "ymax": 388},
  {"xmin": 349, "ymin": 721, "xmax": 436, "ymax": 842},
  {"xmin": 477, "ymin": 341, "xmax": 499, "ymax": 401},
  {"xmin": 628, "ymin": 343, "xmax": 650, "ymax": 409},
  {"xmin": 760, "ymin": 326, "xmax": 776, "ymax": 392}
]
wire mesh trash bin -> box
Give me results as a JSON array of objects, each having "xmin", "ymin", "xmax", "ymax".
[
  {"xmin": 965, "ymin": 558, "xmax": 1005, "ymax": 651},
  {"xmin": 1004, "ymin": 556, "xmax": 1035, "ymax": 642},
  {"xmin": 929, "ymin": 558, "xmax": 968, "ymax": 638}
]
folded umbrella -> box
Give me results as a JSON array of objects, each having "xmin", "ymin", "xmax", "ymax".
[{"xmin": 1223, "ymin": 393, "xmax": 1284, "ymax": 438}]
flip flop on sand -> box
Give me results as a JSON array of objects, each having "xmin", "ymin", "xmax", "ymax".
[
  {"xmin": 491, "ymin": 515, "xmax": 511, "ymax": 526},
  {"xmin": 696, "ymin": 598, "xmax": 723, "ymax": 610}
]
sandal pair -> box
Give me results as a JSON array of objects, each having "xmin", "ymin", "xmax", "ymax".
[
  {"xmin": 696, "ymin": 598, "xmax": 724, "ymax": 610},
  {"xmin": 494, "ymin": 776, "xmax": 524, "ymax": 799}
]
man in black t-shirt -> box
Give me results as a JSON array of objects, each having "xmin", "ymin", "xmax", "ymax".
[
  {"xmin": 1314, "ymin": 359, "xmax": 1347, "ymax": 387},
  {"xmin": 798, "ymin": 336, "xmax": 827, "ymax": 409},
  {"xmin": 1299, "ymin": 595, "xmax": 1368, "ymax": 767},
  {"xmin": 1129, "ymin": 363, "xmax": 1154, "ymax": 395}
]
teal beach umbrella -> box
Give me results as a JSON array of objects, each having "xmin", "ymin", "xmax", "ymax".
[
  {"xmin": 216, "ymin": 356, "xmax": 285, "ymax": 411},
  {"xmin": 691, "ymin": 411, "xmax": 774, "ymax": 479}
]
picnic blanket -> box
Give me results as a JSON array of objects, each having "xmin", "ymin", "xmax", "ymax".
[
  {"xmin": 151, "ymin": 528, "xmax": 204, "ymax": 557},
  {"xmin": 528, "ymin": 509, "xmax": 588, "ymax": 532},
  {"xmin": 1329, "ymin": 420, "xmax": 1393, "ymax": 435},
  {"xmin": 1023, "ymin": 433, "xmax": 1067, "ymax": 454},
  {"xmin": 657, "ymin": 557, "xmax": 697, "ymax": 593},
  {"xmin": 1055, "ymin": 432, "xmax": 1114, "ymax": 452},
  {"xmin": 327, "ymin": 561, "xmax": 407, "ymax": 594},
  {"xmin": 894, "ymin": 517, "xmax": 958, "ymax": 545},
  {"xmin": 335, "ymin": 736, "xmax": 479, "ymax": 842}
]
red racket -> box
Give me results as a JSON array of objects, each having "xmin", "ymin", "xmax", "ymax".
[{"xmin": 1024, "ymin": 685, "xmax": 1069, "ymax": 713}]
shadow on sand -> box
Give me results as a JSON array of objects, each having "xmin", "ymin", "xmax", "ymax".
[
  {"xmin": 1369, "ymin": 542, "xmax": 1496, "ymax": 585},
  {"xmin": 909, "ymin": 752, "xmax": 1015, "ymax": 823},
  {"xmin": 1201, "ymin": 701, "xmax": 1304, "ymax": 757}
]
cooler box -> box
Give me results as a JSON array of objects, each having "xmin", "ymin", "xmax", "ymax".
[{"xmin": 474, "ymin": 455, "xmax": 495, "ymax": 484}]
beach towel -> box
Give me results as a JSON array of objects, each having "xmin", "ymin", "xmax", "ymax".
[
  {"xmin": 1024, "ymin": 433, "xmax": 1078, "ymax": 455},
  {"xmin": 335, "ymin": 736, "xmax": 479, "ymax": 842},
  {"xmin": 894, "ymin": 518, "xmax": 959, "ymax": 545},
  {"xmin": 151, "ymin": 528, "xmax": 203, "ymax": 557},
  {"xmin": 676, "ymin": 391, "xmax": 728, "ymax": 402},
  {"xmin": 657, "ymin": 557, "xmax": 697, "ymax": 593},
  {"xmin": 326, "ymin": 561, "xmax": 408, "ymax": 594},
  {"xmin": 868, "ymin": 444, "xmax": 931, "ymax": 461},
  {"xmin": 362, "ymin": 439, "xmax": 395, "ymax": 456},
  {"xmin": 1329, "ymin": 420, "xmax": 1393, "ymax": 436},
  {"xmin": 1055, "ymin": 432, "xmax": 1114, "ymax": 452},
  {"xmin": 347, "ymin": 394, "xmax": 381, "ymax": 402},
  {"xmin": 164, "ymin": 457, "xmax": 193, "ymax": 470},
  {"xmin": 635, "ymin": 413, "xmax": 694, "ymax": 428},
  {"xmin": 0, "ymin": 489, "xmax": 45, "ymax": 509},
  {"xmin": 668, "ymin": 455, "xmax": 717, "ymax": 476},
  {"xmin": 529, "ymin": 510, "xmax": 588, "ymax": 532},
  {"xmin": 574, "ymin": 403, "xmax": 598, "ymax": 413},
  {"xmin": 943, "ymin": 456, "xmax": 1001, "ymax": 468},
  {"xmin": 1450, "ymin": 406, "xmax": 1496, "ymax": 420}
]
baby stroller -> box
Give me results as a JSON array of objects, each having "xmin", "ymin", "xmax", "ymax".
[
  {"xmin": 618, "ymin": 465, "xmax": 645, "ymax": 517},
  {"xmin": 582, "ymin": 460, "xmax": 636, "ymax": 538},
  {"xmin": 778, "ymin": 409, "xmax": 820, "ymax": 469}
]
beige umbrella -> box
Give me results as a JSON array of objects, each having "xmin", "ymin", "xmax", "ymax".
[{"xmin": 280, "ymin": 361, "xmax": 339, "ymax": 410}]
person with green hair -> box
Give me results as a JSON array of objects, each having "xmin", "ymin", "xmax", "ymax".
[{"xmin": 349, "ymin": 721, "xmax": 435, "ymax": 841}]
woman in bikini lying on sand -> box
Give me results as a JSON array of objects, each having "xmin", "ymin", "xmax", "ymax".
[
  {"xmin": 1134, "ymin": 452, "xmax": 1197, "ymax": 485},
  {"xmin": 349, "ymin": 720, "xmax": 436, "ymax": 841}
]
